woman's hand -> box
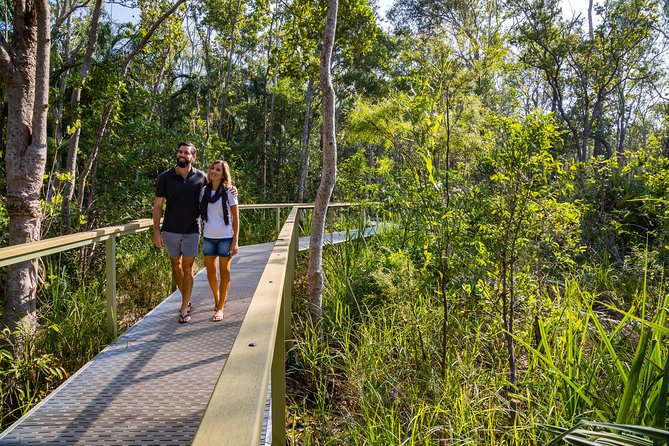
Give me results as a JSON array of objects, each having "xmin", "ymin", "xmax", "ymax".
[{"xmin": 230, "ymin": 240, "xmax": 239, "ymax": 256}]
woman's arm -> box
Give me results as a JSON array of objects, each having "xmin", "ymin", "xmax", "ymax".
[{"xmin": 230, "ymin": 204, "xmax": 239, "ymax": 255}]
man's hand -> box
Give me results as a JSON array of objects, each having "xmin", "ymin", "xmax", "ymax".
[
  {"xmin": 154, "ymin": 231, "xmax": 165, "ymax": 249},
  {"xmin": 229, "ymin": 185, "xmax": 238, "ymax": 196},
  {"xmin": 153, "ymin": 196, "xmax": 165, "ymax": 248}
]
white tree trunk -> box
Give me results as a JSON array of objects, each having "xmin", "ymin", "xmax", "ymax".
[
  {"xmin": 0, "ymin": 0, "xmax": 51, "ymax": 337},
  {"xmin": 307, "ymin": 0, "xmax": 338, "ymax": 320}
]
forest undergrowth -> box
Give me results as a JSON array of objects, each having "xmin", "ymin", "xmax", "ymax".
[{"xmin": 286, "ymin": 223, "xmax": 668, "ymax": 445}]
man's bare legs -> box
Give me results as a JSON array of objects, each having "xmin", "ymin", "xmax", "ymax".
[{"xmin": 170, "ymin": 255, "xmax": 196, "ymax": 316}]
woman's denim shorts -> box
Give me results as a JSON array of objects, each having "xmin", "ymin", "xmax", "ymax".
[{"xmin": 203, "ymin": 237, "xmax": 233, "ymax": 257}]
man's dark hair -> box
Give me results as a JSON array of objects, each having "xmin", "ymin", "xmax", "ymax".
[{"xmin": 178, "ymin": 141, "xmax": 197, "ymax": 156}]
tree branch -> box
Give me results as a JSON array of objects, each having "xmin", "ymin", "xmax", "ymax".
[
  {"xmin": 0, "ymin": 35, "xmax": 14, "ymax": 81},
  {"xmin": 121, "ymin": 0, "xmax": 187, "ymax": 74},
  {"xmin": 52, "ymin": 0, "xmax": 92, "ymax": 40}
]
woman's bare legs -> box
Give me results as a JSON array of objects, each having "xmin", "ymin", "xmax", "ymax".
[
  {"xmin": 216, "ymin": 256, "xmax": 232, "ymax": 317},
  {"xmin": 204, "ymin": 255, "xmax": 220, "ymax": 309}
]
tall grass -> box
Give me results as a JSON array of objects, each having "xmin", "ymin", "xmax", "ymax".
[{"xmin": 286, "ymin": 217, "xmax": 669, "ymax": 445}]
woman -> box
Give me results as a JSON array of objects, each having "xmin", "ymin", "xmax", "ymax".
[{"xmin": 200, "ymin": 160, "xmax": 239, "ymax": 322}]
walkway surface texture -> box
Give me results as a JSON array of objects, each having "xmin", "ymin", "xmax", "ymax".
[{"xmin": 0, "ymin": 241, "xmax": 274, "ymax": 446}]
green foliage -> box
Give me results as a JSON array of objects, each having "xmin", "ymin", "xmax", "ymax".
[
  {"xmin": 0, "ymin": 329, "xmax": 67, "ymax": 429},
  {"xmin": 577, "ymin": 153, "xmax": 669, "ymax": 271},
  {"xmin": 335, "ymin": 152, "xmax": 392, "ymax": 202},
  {"xmin": 545, "ymin": 421, "xmax": 669, "ymax": 446},
  {"xmin": 116, "ymin": 232, "xmax": 174, "ymax": 331},
  {"xmin": 288, "ymin": 210, "xmax": 669, "ymax": 444},
  {"xmin": 37, "ymin": 258, "xmax": 112, "ymax": 371},
  {"xmin": 3, "ymin": 0, "xmax": 669, "ymax": 440}
]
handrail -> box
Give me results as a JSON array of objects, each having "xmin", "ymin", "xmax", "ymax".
[
  {"xmin": 0, "ymin": 202, "xmax": 357, "ymax": 337},
  {"xmin": 192, "ymin": 206, "xmax": 301, "ymax": 446},
  {"xmin": 192, "ymin": 202, "xmax": 363, "ymax": 445},
  {"xmin": 0, "ymin": 218, "xmax": 155, "ymax": 337},
  {"xmin": 0, "ymin": 203, "xmax": 359, "ymax": 266},
  {"xmin": 0, "ymin": 219, "xmax": 154, "ymax": 268}
]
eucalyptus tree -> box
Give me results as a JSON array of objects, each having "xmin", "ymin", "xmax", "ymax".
[
  {"xmin": 49, "ymin": 0, "xmax": 92, "ymax": 165},
  {"xmin": 74, "ymin": 0, "xmax": 188, "ymax": 228},
  {"xmin": 388, "ymin": 0, "xmax": 509, "ymax": 104},
  {"xmin": 279, "ymin": 0, "xmax": 328, "ymax": 202},
  {"xmin": 0, "ymin": 0, "xmax": 50, "ymax": 341},
  {"xmin": 514, "ymin": 0, "xmax": 665, "ymax": 161},
  {"xmin": 308, "ymin": 0, "xmax": 338, "ymax": 320},
  {"xmin": 278, "ymin": 0, "xmax": 382, "ymax": 202}
]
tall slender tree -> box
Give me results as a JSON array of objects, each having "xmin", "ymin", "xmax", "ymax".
[
  {"xmin": 307, "ymin": 0, "xmax": 338, "ymax": 319},
  {"xmin": 60, "ymin": 0, "xmax": 104, "ymax": 233}
]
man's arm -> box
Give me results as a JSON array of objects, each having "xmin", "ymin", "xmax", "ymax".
[{"xmin": 153, "ymin": 196, "xmax": 165, "ymax": 248}]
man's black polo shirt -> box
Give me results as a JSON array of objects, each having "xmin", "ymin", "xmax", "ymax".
[{"xmin": 155, "ymin": 166, "xmax": 207, "ymax": 234}]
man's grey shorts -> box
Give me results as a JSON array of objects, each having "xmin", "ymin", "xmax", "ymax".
[{"xmin": 162, "ymin": 231, "xmax": 199, "ymax": 258}]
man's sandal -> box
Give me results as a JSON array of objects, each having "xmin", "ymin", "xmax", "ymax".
[{"xmin": 178, "ymin": 302, "xmax": 192, "ymax": 315}]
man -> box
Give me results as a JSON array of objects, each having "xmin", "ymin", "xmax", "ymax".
[{"xmin": 153, "ymin": 142, "xmax": 208, "ymax": 323}]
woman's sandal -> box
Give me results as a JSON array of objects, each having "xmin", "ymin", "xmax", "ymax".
[
  {"xmin": 178, "ymin": 312, "xmax": 191, "ymax": 324},
  {"xmin": 212, "ymin": 310, "xmax": 224, "ymax": 322}
]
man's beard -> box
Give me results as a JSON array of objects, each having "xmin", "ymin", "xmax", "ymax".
[{"xmin": 176, "ymin": 158, "xmax": 189, "ymax": 168}]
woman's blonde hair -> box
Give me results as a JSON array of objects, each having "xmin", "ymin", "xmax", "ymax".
[{"xmin": 207, "ymin": 159, "xmax": 233, "ymax": 186}]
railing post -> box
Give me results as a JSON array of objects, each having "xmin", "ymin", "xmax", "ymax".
[
  {"xmin": 105, "ymin": 235, "xmax": 117, "ymax": 338},
  {"xmin": 272, "ymin": 298, "xmax": 287, "ymax": 446},
  {"xmin": 276, "ymin": 207, "xmax": 280, "ymax": 237}
]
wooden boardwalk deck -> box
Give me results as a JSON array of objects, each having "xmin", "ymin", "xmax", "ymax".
[{"xmin": 0, "ymin": 242, "xmax": 274, "ymax": 446}]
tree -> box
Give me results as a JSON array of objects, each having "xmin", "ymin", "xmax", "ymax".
[
  {"xmin": 307, "ymin": 0, "xmax": 338, "ymax": 320},
  {"xmin": 515, "ymin": 0, "xmax": 663, "ymax": 161},
  {"xmin": 0, "ymin": 0, "xmax": 51, "ymax": 339},
  {"xmin": 75, "ymin": 0, "xmax": 187, "ymax": 227},
  {"xmin": 60, "ymin": 0, "xmax": 104, "ymax": 233}
]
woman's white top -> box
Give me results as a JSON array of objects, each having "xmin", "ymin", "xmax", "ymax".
[{"xmin": 201, "ymin": 187, "xmax": 238, "ymax": 239}]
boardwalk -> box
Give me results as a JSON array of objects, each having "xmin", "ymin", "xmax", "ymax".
[
  {"xmin": 0, "ymin": 226, "xmax": 375, "ymax": 445},
  {"xmin": 0, "ymin": 242, "xmax": 274, "ymax": 446}
]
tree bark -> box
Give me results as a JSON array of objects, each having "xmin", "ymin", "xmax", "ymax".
[
  {"xmin": 261, "ymin": 15, "xmax": 276, "ymax": 196},
  {"xmin": 216, "ymin": 0, "xmax": 244, "ymax": 142},
  {"xmin": 307, "ymin": 0, "xmax": 338, "ymax": 320},
  {"xmin": 0, "ymin": 0, "xmax": 51, "ymax": 338}
]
